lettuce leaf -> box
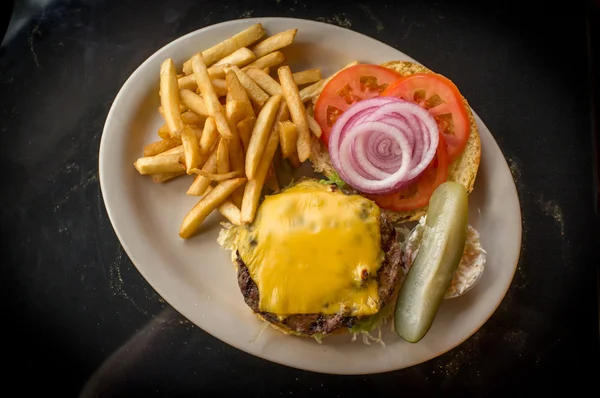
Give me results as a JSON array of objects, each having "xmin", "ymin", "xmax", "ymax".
[{"xmin": 318, "ymin": 171, "xmax": 347, "ymax": 189}]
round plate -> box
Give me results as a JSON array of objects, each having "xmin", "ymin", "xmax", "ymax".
[{"xmin": 99, "ymin": 17, "xmax": 521, "ymax": 375}]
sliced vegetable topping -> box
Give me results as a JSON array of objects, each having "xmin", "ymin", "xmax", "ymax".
[{"xmin": 327, "ymin": 97, "xmax": 439, "ymax": 195}]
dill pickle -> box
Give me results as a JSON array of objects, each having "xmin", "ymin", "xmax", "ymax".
[{"xmin": 394, "ymin": 181, "xmax": 469, "ymax": 343}]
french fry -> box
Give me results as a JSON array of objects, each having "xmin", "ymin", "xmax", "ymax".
[
  {"xmin": 181, "ymin": 110, "xmax": 207, "ymax": 126},
  {"xmin": 293, "ymin": 69, "xmax": 322, "ymax": 86},
  {"xmin": 190, "ymin": 169, "xmax": 242, "ymax": 181},
  {"xmin": 191, "ymin": 53, "xmax": 233, "ymax": 139},
  {"xmin": 158, "ymin": 124, "xmax": 171, "ymax": 139},
  {"xmin": 179, "ymin": 89, "xmax": 210, "ymax": 117},
  {"xmin": 178, "ymin": 74, "xmax": 198, "ymax": 90},
  {"xmin": 133, "ymin": 153, "xmax": 185, "ymax": 175},
  {"xmin": 306, "ymin": 114, "xmax": 322, "ymax": 138},
  {"xmin": 225, "ymin": 70, "xmax": 254, "ymax": 119},
  {"xmin": 187, "ymin": 149, "xmax": 217, "ymax": 196},
  {"xmin": 251, "ymin": 29, "xmax": 297, "ymax": 58},
  {"xmin": 278, "ymin": 65, "xmax": 311, "ymax": 162},
  {"xmin": 160, "ymin": 59, "xmax": 184, "ymax": 138},
  {"xmin": 216, "ymin": 138, "xmax": 230, "ymax": 174},
  {"xmin": 212, "ymin": 78, "xmax": 228, "ymax": 97},
  {"xmin": 242, "ymin": 51, "xmax": 285, "ymax": 73},
  {"xmin": 199, "ymin": 116, "xmax": 219, "ymax": 154},
  {"xmin": 143, "ymin": 137, "xmax": 181, "ymax": 157},
  {"xmin": 157, "ymin": 145, "xmax": 185, "ymax": 157},
  {"xmin": 299, "ymin": 61, "xmax": 359, "ymax": 102},
  {"xmin": 278, "ymin": 120, "xmax": 301, "ymax": 167},
  {"xmin": 179, "ymin": 75, "xmax": 228, "ymax": 97},
  {"xmin": 244, "ymin": 67, "xmax": 282, "ymax": 96},
  {"xmin": 225, "ymin": 65, "xmax": 269, "ymax": 108},
  {"xmin": 182, "ymin": 24, "xmax": 266, "ymax": 73},
  {"xmin": 213, "ymin": 111, "xmax": 234, "ymax": 139},
  {"xmin": 226, "ymin": 99, "xmax": 252, "ymax": 127},
  {"xmin": 200, "ymin": 185, "xmax": 243, "ymax": 224},
  {"xmin": 245, "ymin": 95, "xmax": 282, "ymax": 179},
  {"xmin": 237, "ymin": 117, "xmax": 256, "ymax": 152},
  {"xmin": 181, "ymin": 125, "xmax": 202, "ymax": 173},
  {"xmin": 179, "ymin": 177, "xmax": 247, "ymax": 238},
  {"xmin": 218, "ymin": 200, "xmax": 243, "ymax": 225},
  {"xmin": 207, "ymin": 47, "xmax": 256, "ymax": 79},
  {"xmin": 241, "ymin": 126, "xmax": 280, "ymax": 223},
  {"xmin": 151, "ymin": 171, "xmax": 185, "ymax": 183},
  {"xmin": 262, "ymin": 67, "xmax": 270, "ymax": 75}
]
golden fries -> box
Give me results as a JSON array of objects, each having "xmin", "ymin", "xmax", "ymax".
[
  {"xmin": 211, "ymin": 79, "xmax": 228, "ymax": 97},
  {"xmin": 237, "ymin": 117, "xmax": 256, "ymax": 152},
  {"xmin": 207, "ymin": 47, "xmax": 256, "ymax": 79},
  {"xmin": 244, "ymin": 67, "xmax": 282, "ymax": 96},
  {"xmin": 160, "ymin": 59, "xmax": 184, "ymax": 138},
  {"xmin": 182, "ymin": 24, "xmax": 266, "ymax": 72},
  {"xmin": 293, "ymin": 69, "xmax": 322, "ymax": 86},
  {"xmin": 225, "ymin": 65, "xmax": 269, "ymax": 108},
  {"xmin": 136, "ymin": 25, "xmax": 357, "ymax": 236},
  {"xmin": 181, "ymin": 110, "xmax": 206, "ymax": 126},
  {"xmin": 158, "ymin": 124, "xmax": 171, "ymax": 139},
  {"xmin": 179, "ymin": 74, "xmax": 227, "ymax": 97},
  {"xmin": 251, "ymin": 29, "xmax": 297, "ymax": 58},
  {"xmin": 245, "ymin": 94, "xmax": 282, "ymax": 179},
  {"xmin": 306, "ymin": 114, "xmax": 322, "ymax": 138},
  {"xmin": 191, "ymin": 169, "xmax": 242, "ymax": 181},
  {"xmin": 199, "ymin": 116, "xmax": 219, "ymax": 154},
  {"xmin": 225, "ymin": 70, "xmax": 254, "ymax": 120},
  {"xmin": 179, "ymin": 89, "xmax": 209, "ymax": 117},
  {"xmin": 216, "ymin": 138, "xmax": 229, "ymax": 174},
  {"xmin": 241, "ymin": 125, "xmax": 280, "ymax": 223},
  {"xmin": 181, "ymin": 125, "xmax": 202, "ymax": 173},
  {"xmin": 134, "ymin": 152, "xmax": 185, "ymax": 175},
  {"xmin": 187, "ymin": 149, "xmax": 217, "ymax": 196},
  {"xmin": 242, "ymin": 51, "xmax": 285, "ymax": 72},
  {"xmin": 218, "ymin": 200, "xmax": 243, "ymax": 225},
  {"xmin": 278, "ymin": 65, "xmax": 311, "ymax": 162},
  {"xmin": 180, "ymin": 178, "xmax": 247, "ymax": 238},
  {"xmin": 143, "ymin": 138, "xmax": 181, "ymax": 157},
  {"xmin": 278, "ymin": 120, "xmax": 300, "ymax": 167},
  {"xmin": 191, "ymin": 53, "xmax": 233, "ymax": 139}
]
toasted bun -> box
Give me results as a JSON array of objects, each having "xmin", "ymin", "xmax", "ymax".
[{"xmin": 309, "ymin": 61, "xmax": 481, "ymax": 224}]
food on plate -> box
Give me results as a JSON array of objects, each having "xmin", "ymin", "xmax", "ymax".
[
  {"xmin": 394, "ymin": 181, "xmax": 468, "ymax": 343},
  {"xmin": 218, "ymin": 179, "xmax": 403, "ymax": 338},
  {"xmin": 310, "ymin": 61, "xmax": 481, "ymax": 223},
  {"xmin": 132, "ymin": 23, "xmax": 488, "ymax": 344},
  {"xmin": 402, "ymin": 215, "xmax": 487, "ymax": 300},
  {"xmin": 278, "ymin": 65, "xmax": 311, "ymax": 162},
  {"xmin": 159, "ymin": 59, "xmax": 184, "ymax": 138}
]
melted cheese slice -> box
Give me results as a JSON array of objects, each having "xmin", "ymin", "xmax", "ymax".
[{"xmin": 236, "ymin": 180, "xmax": 383, "ymax": 317}]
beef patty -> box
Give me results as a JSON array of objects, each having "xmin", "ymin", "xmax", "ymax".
[{"xmin": 236, "ymin": 212, "xmax": 403, "ymax": 336}]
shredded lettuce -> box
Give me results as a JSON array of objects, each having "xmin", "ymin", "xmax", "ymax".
[
  {"xmin": 318, "ymin": 171, "xmax": 347, "ymax": 189},
  {"xmin": 349, "ymin": 302, "xmax": 395, "ymax": 334}
]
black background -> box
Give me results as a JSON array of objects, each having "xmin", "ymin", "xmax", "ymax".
[{"xmin": 1, "ymin": 0, "xmax": 599, "ymax": 396}]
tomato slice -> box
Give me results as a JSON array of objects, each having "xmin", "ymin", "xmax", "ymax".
[
  {"xmin": 381, "ymin": 73, "xmax": 470, "ymax": 161},
  {"xmin": 366, "ymin": 134, "xmax": 449, "ymax": 212},
  {"xmin": 314, "ymin": 64, "xmax": 402, "ymax": 145}
]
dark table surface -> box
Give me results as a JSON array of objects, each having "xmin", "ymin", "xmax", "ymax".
[{"xmin": 2, "ymin": 0, "xmax": 599, "ymax": 396}]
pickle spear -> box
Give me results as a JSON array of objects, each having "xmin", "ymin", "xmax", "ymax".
[{"xmin": 394, "ymin": 181, "xmax": 469, "ymax": 343}]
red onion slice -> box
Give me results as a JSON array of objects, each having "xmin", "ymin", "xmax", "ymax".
[{"xmin": 328, "ymin": 97, "xmax": 439, "ymax": 195}]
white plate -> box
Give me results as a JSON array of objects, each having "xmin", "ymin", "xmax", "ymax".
[{"xmin": 99, "ymin": 17, "xmax": 521, "ymax": 375}]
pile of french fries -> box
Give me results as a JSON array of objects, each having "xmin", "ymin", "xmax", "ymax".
[{"xmin": 133, "ymin": 23, "xmax": 356, "ymax": 239}]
